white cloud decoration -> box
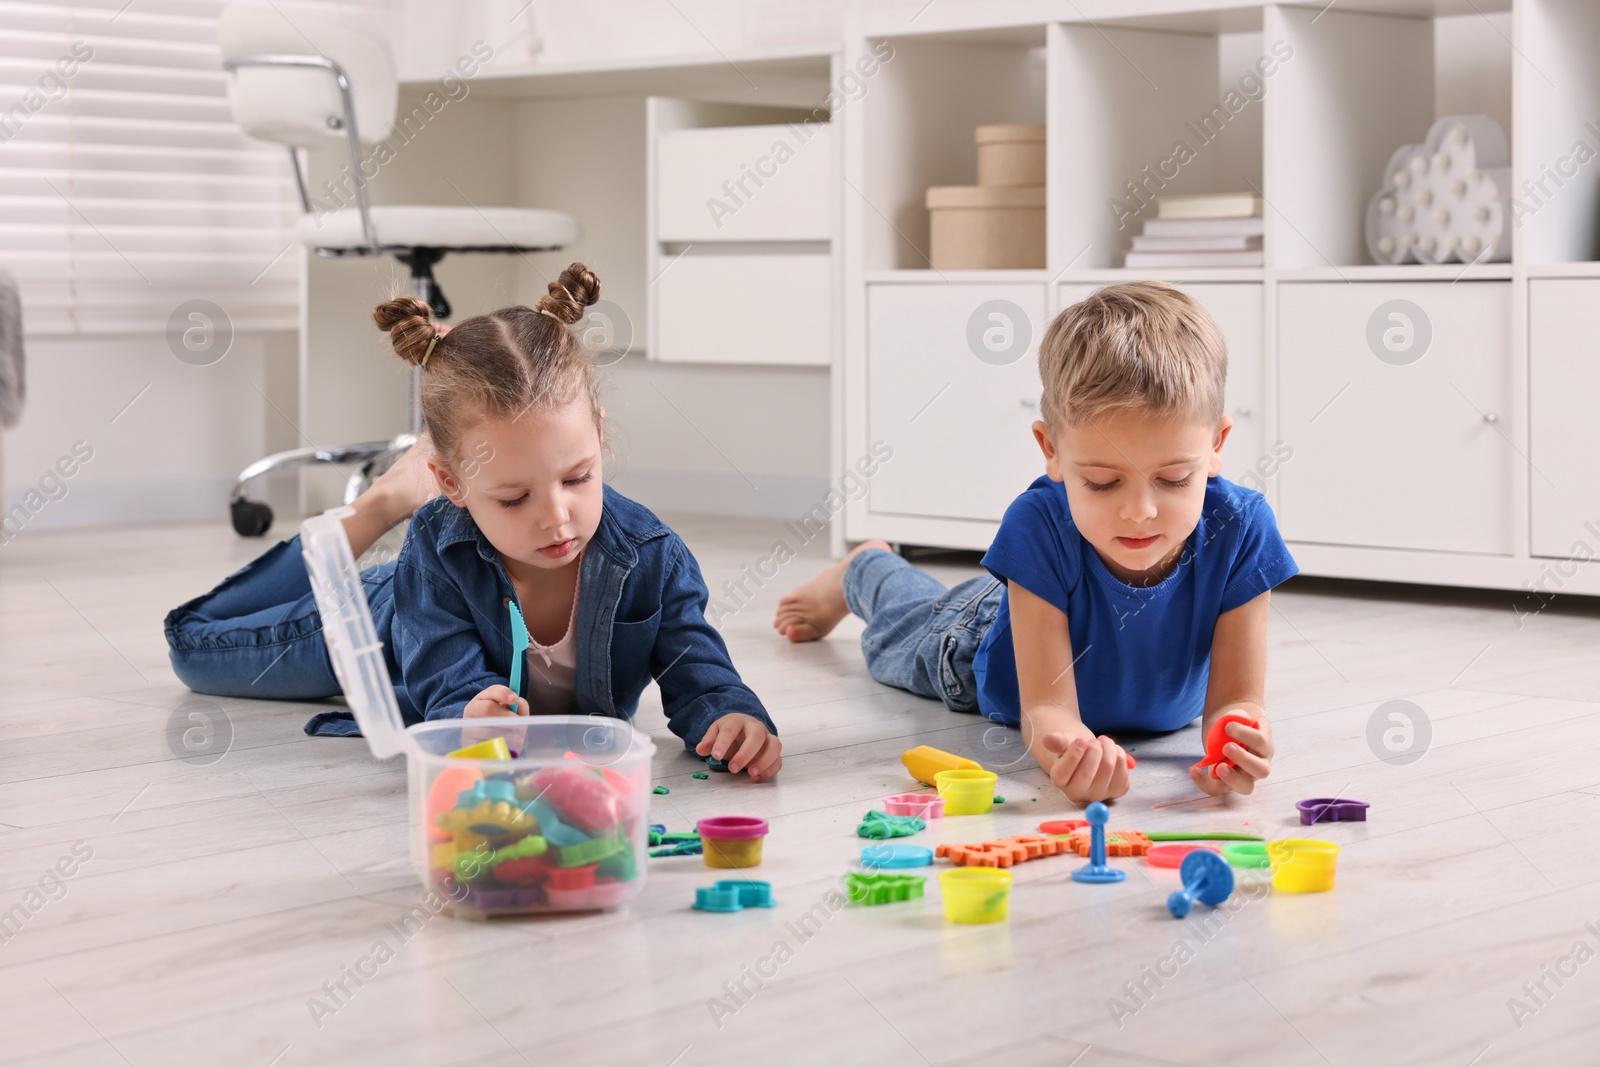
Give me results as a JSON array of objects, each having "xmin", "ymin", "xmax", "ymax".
[{"xmin": 1365, "ymin": 115, "xmax": 1512, "ymax": 265}]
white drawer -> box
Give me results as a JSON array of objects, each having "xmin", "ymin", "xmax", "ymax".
[
  {"xmin": 657, "ymin": 123, "xmax": 832, "ymax": 242},
  {"xmin": 656, "ymin": 253, "xmax": 831, "ymax": 365}
]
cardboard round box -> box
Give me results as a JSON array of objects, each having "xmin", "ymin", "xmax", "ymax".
[
  {"xmin": 926, "ymin": 184, "xmax": 1045, "ymax": 270},
  {"xmin": 976, "ymin": 124, "xmax": 1046, "ymax": 187}
]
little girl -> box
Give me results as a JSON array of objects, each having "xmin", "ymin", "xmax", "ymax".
[{"xmin": 165, "ymin": 263, "xmax": 782, "ymax": 779}]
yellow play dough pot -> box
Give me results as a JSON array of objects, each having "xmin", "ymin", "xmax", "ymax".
[
  {"xmin": 935, "ymin": 769, "xmax": 998, "ymax": 815},
  {"xmin": 940, "ymin": 867, "xmax": 1013, "ymax": 923},
  {"xmin": 1267, "ymin": 838, "xmax": 1340, "ymax": 893}
]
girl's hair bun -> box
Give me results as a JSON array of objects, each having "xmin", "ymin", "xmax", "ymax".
[
  {"xmin": 535, "ymin": 263, "xmax": 600, "ymax": 326},
  {"xmin": 373, "ymin": 295, "xmax": 436, "ymax": 366}
]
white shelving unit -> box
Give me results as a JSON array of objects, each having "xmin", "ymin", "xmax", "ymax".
[
  {"xmin": 840, "ymin": 0, "xmax": 1600, "ymax": 595},
  {"xmin": 647, "ymin": 97, "xmax": 837, "ymax": 366}
]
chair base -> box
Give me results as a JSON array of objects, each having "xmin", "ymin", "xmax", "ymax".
[{"xmin": 229, "ymin": 433, "xmax": 416, "ymax": 537}]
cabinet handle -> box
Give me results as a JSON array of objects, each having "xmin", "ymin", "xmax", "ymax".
[
  {"xmin": 1483, "ymin": 413, "xmax": 1499, "ymax": 424},
  {"xmin": 1235, "ymin": 406, "xmax": 1251, "ymax": 416}
]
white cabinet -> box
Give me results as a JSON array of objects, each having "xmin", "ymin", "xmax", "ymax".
[
  {"xmin": 651, "ymin": 116, "xmax": 835, "ymax": 366},
  {"xmin": 1277, "ymin": 282, "xmax": 1513, "ymax": 555},
  {"xmin": 1530, "ymin": 279, "xmax": 1600, "ymax": 559},
  {"xmin": 656, "ymin": 253, "xmax": 830, "ymax": 365},
  {"xmin": 657, "ymin": 123, "xmax": 832, "ymax": 243},
  {"xmin": 867, "ymin": 283, "xmax": 1046, "ymax": 522},
  {"xmin": 1056, "ymin": 283, "xmax": 1264, "ymax": 490}
]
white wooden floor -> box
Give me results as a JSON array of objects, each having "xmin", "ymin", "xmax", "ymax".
[{"xmin": 3, "ymin": 512, "xmax": 1600, "ymax": 1067}]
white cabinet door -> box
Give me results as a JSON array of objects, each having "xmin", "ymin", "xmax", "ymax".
[
  {"xmin": 1530, "ymin": 279, "xmax": 1600, "ymax": 559},
  {"xmin": 1277, "ymin": 282, "xmax": 1512, "ymax": 554},
  {"xmin": 1056, "ymin": 282, "xmax": 1265, "ymax": 489},
  {"xmin": 867, "ymin": 284, "xmax": 1047, "ymax": 522}
]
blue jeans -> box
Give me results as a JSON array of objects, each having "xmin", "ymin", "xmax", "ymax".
[
  {"xmin": 163, "ymin": 534, "xmax": 419, "ymax": 733},
  {"xmin": 843, "ymin": 548, "xmax": 1003, "ymax": 713}
]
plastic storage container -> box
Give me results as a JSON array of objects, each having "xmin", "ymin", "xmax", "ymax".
[{"xmin": 301, "ymin": 507, "xmax": 656, "ymax": 918}]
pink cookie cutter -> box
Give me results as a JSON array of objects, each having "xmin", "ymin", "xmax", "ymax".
[{"xmin": 883, "ymin": 793, "xmax": 945, "ymax": 819}]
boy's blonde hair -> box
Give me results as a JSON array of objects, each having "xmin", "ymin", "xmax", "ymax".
[{"xmin": 1037, "ymin": 280, "xmax": 1226, "ymax": 430}]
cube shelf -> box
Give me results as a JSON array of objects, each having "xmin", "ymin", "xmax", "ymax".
[{"xmin": 839, "ymin": 0, "xmax": 1600, "ymax": 594}]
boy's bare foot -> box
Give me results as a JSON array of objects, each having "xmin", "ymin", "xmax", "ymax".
[{"xmin": 773, "ymin": 539, "xmax": 892, "ymax": 642}]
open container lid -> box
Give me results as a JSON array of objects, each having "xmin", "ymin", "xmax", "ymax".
[{"xmin": 300, "ymin": 507, "xmax": 410, "ymax": 760}]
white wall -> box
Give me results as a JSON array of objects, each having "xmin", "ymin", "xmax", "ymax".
[
  {"xmin": 395, "ymin": 0, "xmax": 915, "ymax": 80},
  {"xmin": 2, "ymin": 329, "xmax": 298, "ymax": 535}
]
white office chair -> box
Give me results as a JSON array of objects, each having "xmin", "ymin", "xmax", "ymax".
[{"xmin": 217, "ymin": 2, "xmax": 580, "ymax": 536}]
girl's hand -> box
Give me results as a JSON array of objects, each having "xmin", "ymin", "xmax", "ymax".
[
  {"xmin": 695, "ymin": 715, "xmax": 782, "ymax": 782},
  {"xmin": 463, "ymin": 684, "xmax": 526, "ymax": 718},
  {"xmin": 1189, "ymin": 715, "xmax": 1274, "ymax": 796},
  {"xmin": 1042, "ymin": 732, "xmax": 1130, "ymax": 804}
]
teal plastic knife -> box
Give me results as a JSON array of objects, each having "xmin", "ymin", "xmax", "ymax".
[{"xmin": 505, "ymin": 597, "xmax": 530, "ymax": 698}]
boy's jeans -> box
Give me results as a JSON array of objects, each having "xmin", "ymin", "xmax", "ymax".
[{"xmin": 842, "ymin": 548, "xmax": 1003, "ymax": 713}]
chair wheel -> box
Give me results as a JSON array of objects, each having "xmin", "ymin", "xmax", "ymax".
[{"xmin": 231, "ymin": 498, "xmax": 274, "ymax": 537}]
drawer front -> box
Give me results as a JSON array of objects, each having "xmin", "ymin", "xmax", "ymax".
[
  {"xmin": 657, "ymin": 124, "xmax": 832, "ymax": 242},
  {"xmin": 867, "ymin": 283, "xmax": 1047, "ymax": 523},
  {"xmin": 1530, "ymin": 279, "xmax": 1600, "ymax": 559},
  {"xmin": 656, "ymin": 253, "xmax": 830, "ymax": 365},
  {"xmin": 1278, "ymin": 282, "xmax": 1512, "ymax": 554}
]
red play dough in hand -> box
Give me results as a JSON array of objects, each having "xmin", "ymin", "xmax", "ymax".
[{"xmin": 1192, "ymin": 713, "xmax": 1259, "ymax": 779}]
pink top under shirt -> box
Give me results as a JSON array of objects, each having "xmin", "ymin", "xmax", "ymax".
[{"xmin": 524, "ymin": 566, "xmax": 580, "ymax": 715}]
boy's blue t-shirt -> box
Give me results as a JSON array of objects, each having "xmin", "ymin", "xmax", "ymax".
[{"xmin": 972, "ymin": 475, "xmax": 1299, "ymax": 732}]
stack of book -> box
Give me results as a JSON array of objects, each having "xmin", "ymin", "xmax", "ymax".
[{"xmin": 1123, "ymin": 193, "xmax": 1264, "ymax": 268}]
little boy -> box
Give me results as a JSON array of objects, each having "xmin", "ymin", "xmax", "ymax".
[{"xmin": 774, "ymin": 281, "xmax": 1298, "ymax": 803}]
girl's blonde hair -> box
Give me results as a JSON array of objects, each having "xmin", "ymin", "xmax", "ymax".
[
  {"xmin": 1038, "ymin": 280, "xmax": 1226, "ymax": 430},
  {"xmin": 372, "ymin": 262, "xmax": 603, "ymax": 466}
]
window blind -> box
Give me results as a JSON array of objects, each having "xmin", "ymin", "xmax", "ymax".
[{"xmin": 0, "ymin": 0, "xmax": 385, "ymax": 336}]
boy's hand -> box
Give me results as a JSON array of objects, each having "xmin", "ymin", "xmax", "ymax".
[
  {"xmin": 463, "ymin": 684, "xmax": 526, "ymax": 718},
  {"xmin": 695, "ymin": 714, "xmax": 782, "ymax": 782},
  {"xmin": 1042, "ymin": 732, "xmax": 1130, "ymax": 803},
  {"xmin": 1189, "ymin": 715, "xmax": 1274, "ymax": 796}
]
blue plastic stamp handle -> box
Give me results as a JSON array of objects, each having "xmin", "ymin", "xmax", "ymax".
[
  {"xmin": 1071, "ymin": 801, "xmax": 1127, "ymax": 885},
  {"xmin": 1167, "ymin": 850, "xmax": 1235, "ymax": 918}
]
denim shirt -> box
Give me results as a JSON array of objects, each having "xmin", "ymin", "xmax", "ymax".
[{"xmin": 381, "ymin": 485, "xmax": 774, "ymax": 749}]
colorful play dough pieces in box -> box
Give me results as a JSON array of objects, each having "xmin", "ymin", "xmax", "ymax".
[{"xmin": 426, "ymin": 735, "xmax": 651, "ymax": 916}]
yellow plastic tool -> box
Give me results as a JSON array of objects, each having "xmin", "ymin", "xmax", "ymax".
[
  {"xmin": 1267, "ymin": 838, "xmax": 1340, "ymax": 892},
  {"xmin": 901, "ymin": 745, "xmax": 984, "ymax": 787},
  {"xmin": 449, "ymin": 737, "xmax": 512, "ymax": 760},
  {"xmin": 940, "ymin": 867, "xmax": 1012, "ymax": 923}
]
